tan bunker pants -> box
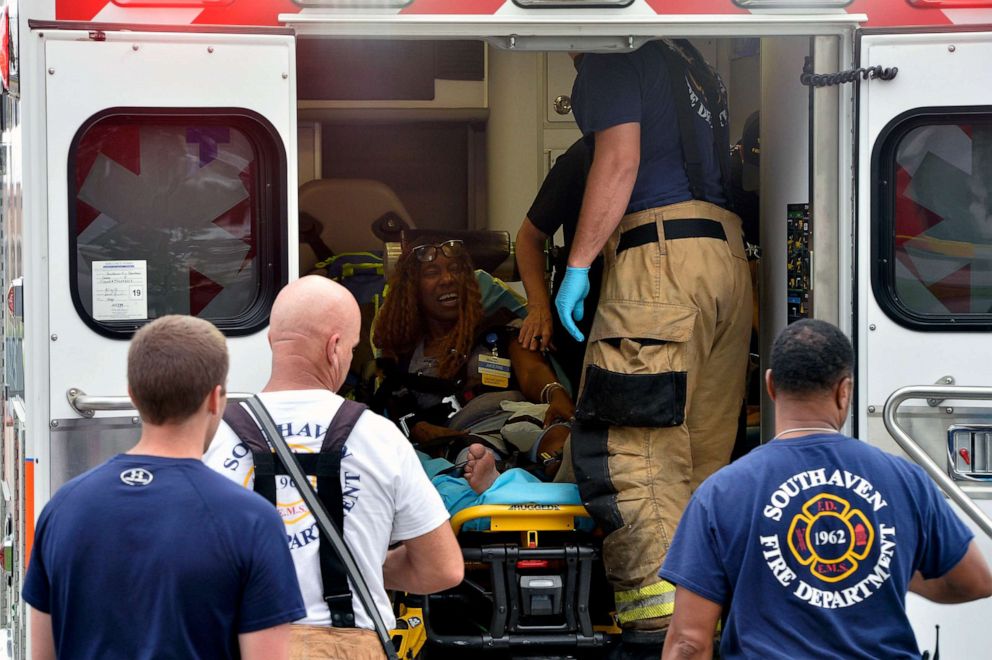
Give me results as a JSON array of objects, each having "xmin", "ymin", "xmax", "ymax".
[
  {"xmin": 571, "ymin": 200, "xmax": 751, "ymax": 631},
  {"xmin": 290, "ymin": 624, "xmax": 386, "ymax": 660}
]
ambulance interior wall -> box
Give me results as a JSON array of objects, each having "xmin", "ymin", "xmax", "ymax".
[
  {"xmin": 486, "ymin": 49, "xmax": 546, "ymax": 237},
  {"xmin": 321, "ymin": 122, "xmax": 475, "ymax": 233},
  {"xmin": 759, "ymin": 36, "xmax": 812, "ymax": 439},
  {"xmin": 299, "ymin": 39, "xmax": 761, "ymax": 238},
  {"xmin": 294, "ymin": 37, "xmax": 790, "ymax": 371},
  {"xmin": 484, "ymin": 40, "xmax": 758, "ymax": 237}
]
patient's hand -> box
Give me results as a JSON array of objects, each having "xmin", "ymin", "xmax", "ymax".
[
  {"xmin": 519, "ymin": 302, "xmax": 555, "ymax": 353},
  {"xmin": 411, "ymin": 421, "xmax": 468, "ymax": 447}
]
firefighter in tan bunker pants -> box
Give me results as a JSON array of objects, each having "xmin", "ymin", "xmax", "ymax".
[{"xmin": 556, "ymin": 41, "xmax": 752, "ymax": 658}]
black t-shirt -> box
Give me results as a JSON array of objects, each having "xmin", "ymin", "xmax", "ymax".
[
  {"xmin": 527, "ymin": 138, "xmax": 605, "ymax": 296},
  {"xmin": 528, "ymin": 138, "xmax": 591, "ymax": 248},
  {"xmin": 526, "ymin": 138, "xmax": 603, "ymax": 389}
]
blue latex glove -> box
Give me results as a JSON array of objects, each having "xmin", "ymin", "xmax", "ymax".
[{"xmin": 555, "ymin": 266, "xmax": 591, "ymax": 342}]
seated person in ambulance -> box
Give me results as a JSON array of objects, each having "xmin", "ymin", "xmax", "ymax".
[{"xmin": 371, "ymin": 236, "xmax": 578, "ymax": 501}]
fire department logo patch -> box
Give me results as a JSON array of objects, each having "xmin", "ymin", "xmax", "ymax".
[
  {"xmin": 786, "ymin": 493, "xmax": 874, "ymax": 583},
  {"xmin": 759, "ymin": 468, "xmax": 896, "ymax": 610}
]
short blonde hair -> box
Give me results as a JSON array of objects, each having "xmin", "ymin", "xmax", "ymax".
[{"xmin": 128, "ymin": 316, "xmax": 228, "ymax": 425}]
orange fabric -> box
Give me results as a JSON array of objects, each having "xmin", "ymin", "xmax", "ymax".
[{"xmin": 25, "ymin": 458, "xmax": 34, "ymax": 569}]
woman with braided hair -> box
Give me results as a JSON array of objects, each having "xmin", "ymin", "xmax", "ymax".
[
  {"xmin": 372, "ymin": 235, "xmax": 574, "ymax": 491},
  {"xmin": 373, "ymin": 237, "xmax": 484, "ymax": 388}
]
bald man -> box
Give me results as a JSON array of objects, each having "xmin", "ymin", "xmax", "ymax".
[{"xmin": 204, "ymin": 276, "xmax": 462, "ymax": 659}]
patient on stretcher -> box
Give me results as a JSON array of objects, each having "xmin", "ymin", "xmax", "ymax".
[
  {"xmin": 371, "ymin": 234, "xmax": 580, "ymax": 511},
  {"xmin": 419, "ymin": 442, "xmax": 582, "ymax": 523}
]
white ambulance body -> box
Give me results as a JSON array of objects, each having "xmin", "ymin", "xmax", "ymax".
[{"xmin": 3, "ymin": 0, "xmax": 992, "ymax": 656}]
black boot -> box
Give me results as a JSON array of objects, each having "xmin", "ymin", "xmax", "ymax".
[{"xmin": 606, "ymin": 629, "xmax": 666, "ymax": 660}]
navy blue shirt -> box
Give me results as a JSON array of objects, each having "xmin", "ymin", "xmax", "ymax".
[
  {"xmin": 24, "ymin": 454, "xmax": 306, "ymax": 659},
  {"xmin": 660, "ymin": 434, "xmax": 973, "ymax": 660},
  {"xmin": 571, "ymin": 41, "xmax": 726, "ymax": 213}
]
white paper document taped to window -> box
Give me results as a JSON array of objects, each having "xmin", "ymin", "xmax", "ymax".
[{"xmin": 93, "ymin": 260, "xmax": 148, "ymax": 321}]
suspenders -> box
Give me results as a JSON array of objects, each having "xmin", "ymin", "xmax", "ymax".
[
  {"xmin": 223, "ymin": 399, "xmax": 368, "ymax": 628},
  {"xmin": 658, "ymin": 39, "xmax": 735, "ymax": 210}
]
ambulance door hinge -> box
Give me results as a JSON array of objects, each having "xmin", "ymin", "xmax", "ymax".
[{"xmin": 800, "ymin": 56, "xmax": 897, "ymax": 88}]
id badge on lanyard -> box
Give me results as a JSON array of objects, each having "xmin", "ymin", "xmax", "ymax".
[{"xmin": 478, "ymin": 332, "xmax": 511, "ymax": 388}]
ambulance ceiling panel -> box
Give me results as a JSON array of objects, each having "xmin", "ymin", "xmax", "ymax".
[
  {"xmin": 56, "ymin": 0, "xmax": 987, "ymax": 29},
  {"xmin": 282, "ymin": 12, "xmax": 866, "ymax": 46}
]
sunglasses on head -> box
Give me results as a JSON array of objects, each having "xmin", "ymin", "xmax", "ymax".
[{"xmin": 412, "ymin": 239, "xmax": 465, "ymax": 263}]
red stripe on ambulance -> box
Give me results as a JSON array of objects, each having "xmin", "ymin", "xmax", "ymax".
[
  {"xmin": 193, "ymin": 0, "xmax": 300, "ymax": 26},
  {"xmin": 646, "ymin": 0, "xmax": 747, "ymax": 15},
  {"xmin": 400, "ymin": 0, "xmax": 507, "ymax": 14},
  {"xmin": 55, "ymin": 0, "xmax": 112, "ymax": 22},
  {"xmin": 848, "ymin": 0, "xmax": 951, "ymax": 27}
]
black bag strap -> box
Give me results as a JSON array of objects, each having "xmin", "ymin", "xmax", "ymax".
[
  {"xmin": 241, "ymin": 399, "xmax": 398, "ymax": 660},
  {"xmin": 222, "ymin": 403, "xmax": 277, "ymax": 505},
  {"xmin": 221, "ymin": 399, "xmax": 369, "ymax": 628},
  {"xmin": 658, "ymin": 40, "xmax": 735, "ymax": 211},
  {"xmin": 223, "ymin": 402, "xmax": 268, "ymax": 453},
  {"xmin": 316, "ymin": 400, "xmax": 367, "ymax": 628},
  {"xmin": 299, "ymin": 212, "xmax": 335, "ymax": 264}
]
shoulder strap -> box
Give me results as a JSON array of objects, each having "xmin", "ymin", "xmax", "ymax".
[
  {"xmin": 222, "ymin": 402, "xmax": 277, "ymax": 505},
  {"xmin": 320, "ymin": 399, "xmax": 367, "ymax": 454},
  {"xmin": 370, "ymin": 357, "xmax": 402, "ymax": 415},
  {"xmin": 315, "ymin": 399, "xmax": 368, "ymax": 628},
  {"xmin": 300, "ymin": 212, "xmax": 335, "ymax": 264},
  {"xmin": 379, "ymin": 356, "xmax": 464, "ymax": 396},
  {"xmin": 659, "ymin": 41, "xmax": 704, "ymax": 201},
  {"xmin": 659, "ymin": 40, "xmax": 734, "ymax": 209},
  {"xmin": 222, "ymin": 402, "xmax": 268, "ymax": 453},
  {"xmin": 676, "ymin": 39, "xmax": 735, "ymax": 211},
  {"xmin": 225, "ymin": 398, "xmax": 370, "ymax": 628}
]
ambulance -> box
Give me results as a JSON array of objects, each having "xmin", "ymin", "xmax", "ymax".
[{"xmin": 3, "ymin": 0, "xmax": 992, "ymax": 657}]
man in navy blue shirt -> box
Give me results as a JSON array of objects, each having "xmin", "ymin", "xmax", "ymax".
[
  {"xmin": 556, "ymin": 41, "xmax": 752, "ymax": 655},
  {"xmin": 661, "ymin": 320, "xmax": 992, "ymax": 659},
  {"xmin": 24, "ymin": 315, "xmax": 306, "ymax": 660}
]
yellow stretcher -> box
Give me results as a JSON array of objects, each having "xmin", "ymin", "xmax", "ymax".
[{"xmin": 391, "ymin": 504, "xmax": 620, "ymax": 659}]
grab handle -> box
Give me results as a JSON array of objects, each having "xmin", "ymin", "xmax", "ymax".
[{"xmin": 883, "ymin": 385, "xmax": 992, "ymax": 540}]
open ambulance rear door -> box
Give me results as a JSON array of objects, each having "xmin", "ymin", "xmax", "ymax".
[
  {"xmin": 857, "ymin": 26, "xmax": 992, "ymax": 657},
  {"xmin": 14, "ymin": 25, "xmax": 296, "ymax": 635}
]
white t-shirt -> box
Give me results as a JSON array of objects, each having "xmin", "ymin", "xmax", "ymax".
[{"xmin": 202, "ymin": 389, "xmax": 449, "ymax": 630}]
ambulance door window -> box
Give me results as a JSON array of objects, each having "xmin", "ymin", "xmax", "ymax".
[
  {"xmin": 68, "ymin": 110, "xmax": 286, "ymax": 337},
  {"xmin": 874, "ymin": 110, "xmax": 992, "ymax": 329}
]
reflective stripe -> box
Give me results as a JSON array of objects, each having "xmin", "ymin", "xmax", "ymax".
[
  {"xmin": 616, "ymin": 601, "xmax": 675, "ymax": 623},
  {"xmin": 614, "ymin": 580, "xmax": 676, "ymax": 604},
  {"xmin": 614, "ymin": 581, "xmax": 676, "ymax": 623}
]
